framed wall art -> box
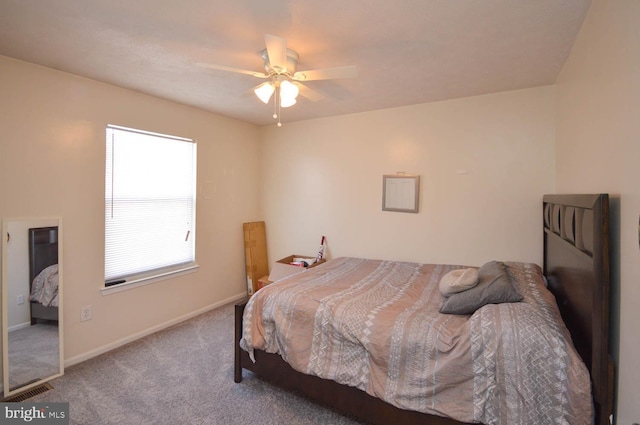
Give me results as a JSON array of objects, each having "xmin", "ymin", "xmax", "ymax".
[{"xmin": 382, "ymin": 174, "xmax": 420, "ymax": 213}]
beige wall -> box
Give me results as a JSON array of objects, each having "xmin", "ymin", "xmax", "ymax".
[
  {"xmin": 0, "ymin": 55, "xmax": 259, "ymax": 363},
  {"xmin": 555, "ymin": 0, "xmax": 640, "ymax": 422},
  {"xmin": 259, "ymin": 86, "xmax": 556, "ymax": 269}
]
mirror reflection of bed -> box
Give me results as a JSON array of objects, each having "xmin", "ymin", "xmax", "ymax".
[{"xmin": 3, "ymin": 220, "xmax": 62, "ymax": 395}]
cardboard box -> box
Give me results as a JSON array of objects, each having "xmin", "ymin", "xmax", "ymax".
[
  {"xmin": 243, "ymin": 221, "xmax": 268, "ymax": 296},
  {"xmin": 268, "ymin": 254, "xmax": 326, "ymax": 282}
]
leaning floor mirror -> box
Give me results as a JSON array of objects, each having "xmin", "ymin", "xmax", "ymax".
[{"xmin": 1, "ymin": 217, "xmax": 64, "ymax": 397}]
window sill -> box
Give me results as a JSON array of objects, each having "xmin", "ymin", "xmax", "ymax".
[{"xmin": 101, "ymin": 264, "xmax": 199, "ymax": 295}]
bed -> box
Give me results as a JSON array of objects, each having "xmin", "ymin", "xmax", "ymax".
[
  {"xmin": 234, "ymin": 194, "xmax": 613, "ymax": 425},
  {"xmin": 28, "ymin": 226, "xmax": 59, "ymax": 324}
]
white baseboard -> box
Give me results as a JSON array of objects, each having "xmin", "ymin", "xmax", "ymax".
[
  {"xmin": 8, "ymin": 321, "xmax": 31, "ymax": 333},
  {"xmin": 65, "ymin": 292, "xmax": 247, "ymax": 368}
]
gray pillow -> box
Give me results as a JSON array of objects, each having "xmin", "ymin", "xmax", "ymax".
[{"xmin": 439, "ymin": 261, "xmax": 523, "ymax": 315}]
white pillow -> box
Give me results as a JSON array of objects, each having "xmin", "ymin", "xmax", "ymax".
[{"xmin": 439, "ymin": 268, "xmax": 479, "ymax": 296}]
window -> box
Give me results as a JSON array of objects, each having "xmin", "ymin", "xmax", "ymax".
[{"xmin": 105, "ymin": 125, "xmax": 196, "ymax": 288}]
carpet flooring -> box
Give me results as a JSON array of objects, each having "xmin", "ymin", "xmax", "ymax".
[
  {"xmin": 8, "ymin": 322, "xmax": 60, "ymax": 390},
  {"xmin": 28, "ymin": 302, "xmax": 362, "ymax": 425}
]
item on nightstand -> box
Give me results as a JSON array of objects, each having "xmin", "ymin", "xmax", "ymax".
[{"xmin": 315, "ymin": 236, "xmax": 326, "ymax": 262}]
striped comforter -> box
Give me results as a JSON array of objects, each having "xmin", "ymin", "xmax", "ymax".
[{"xmin": 240, "ymin": 257, "xmax": 592, "ymax": 424}]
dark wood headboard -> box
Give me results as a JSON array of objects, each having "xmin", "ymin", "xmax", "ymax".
[
  {"xmin": 28, "ymin": 226, "xmax": 59, "ymax": 287},
  {"xmin": 543, "ymin": 194, "xmax": 613, "ymax": 425}
]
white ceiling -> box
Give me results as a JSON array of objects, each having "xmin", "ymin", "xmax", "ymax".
[{"xmin": 0, "ymin": 0, "xmax": 591, "ymax": 127}]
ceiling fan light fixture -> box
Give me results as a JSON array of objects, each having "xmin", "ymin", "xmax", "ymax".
[
  {"xmin": 279, "ymin": 80, "xmax": 299, "ymax": 108},
  {"xmin": 280, "ymin": 96, "xmax": 297, "ymax": 108},
  {"xmin": 254, "ymin": 82, "xmax": 275, "ymax": 103}
]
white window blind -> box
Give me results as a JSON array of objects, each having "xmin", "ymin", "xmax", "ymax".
[{"xmin": 105, "ymin": 125, "xmax": 196, "ymax": 284}]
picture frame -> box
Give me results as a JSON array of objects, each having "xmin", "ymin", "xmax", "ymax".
[{"xmin": 382, "ymin": 174, "xmax": 420, "ymax": 213}]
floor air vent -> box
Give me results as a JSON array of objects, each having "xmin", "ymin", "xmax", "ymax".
[{"xmin": 3, "ymin": 383, "xmax": 53, "ymax": 402}]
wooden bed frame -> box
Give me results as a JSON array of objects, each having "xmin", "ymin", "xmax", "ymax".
[
  {"xmin": 28, "ymin": 226, "xmax": 59, "ymax": 324},
  {"xmin": 234, "ymin": 194, "xmax": 613, "ymax": 425},
  {"xmin": 542, "ymin": 194, "xmax": 614, "ymax": 425}
]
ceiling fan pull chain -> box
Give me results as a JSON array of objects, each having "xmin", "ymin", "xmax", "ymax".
[
  {"xmin": 273, "ymin": 84, "xmax": 278, "ymax": 120},
  {"xmin": 276, "ymin": 85, "xmax": 283, "ymax": 127}
]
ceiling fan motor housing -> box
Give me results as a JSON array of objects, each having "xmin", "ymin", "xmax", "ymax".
[{"xmin": 261, "ymin": 48, "xmax": 299, "ymax": 76}]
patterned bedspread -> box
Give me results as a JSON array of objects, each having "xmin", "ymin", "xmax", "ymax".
[
  {"xmin": 30, "ymin": 264, "xmax": 59, "ymax": 307},
  {"xmin": 240, "ymin": 257, "xmax": 592, "ymax": 424}
]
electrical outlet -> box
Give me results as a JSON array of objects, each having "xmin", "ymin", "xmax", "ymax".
[
  {"xmin": 81, "ymin": 305, "xmax": 92, "ymax": 322},
  {"xmin": 16, "ymin": 294, "xmax": 24, "ymax": 305}
]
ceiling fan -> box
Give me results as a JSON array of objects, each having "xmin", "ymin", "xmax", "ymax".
[{"xmin": 197, "ymin": 34, "xmax": 357, "ymax": 126}]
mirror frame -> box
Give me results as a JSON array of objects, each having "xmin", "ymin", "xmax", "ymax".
[{"xmin": 1, "ymin": 217, "xmax": 64, "ymax": 397}]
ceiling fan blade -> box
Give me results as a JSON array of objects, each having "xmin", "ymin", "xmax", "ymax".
[
  {"xmin": 196, "ymin": 62, "xmax": 268, "ymax": 78},
  {"xmin": 265, "ymin": 34, "xmax": 288, "ymax": 73},
  {"xmin": 297, "ymin": 83, "xmax": 324, "ymax": 102},
  {"xmin": 293, "ymin": 66, "xmax": 357, "ymax": 81}
]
